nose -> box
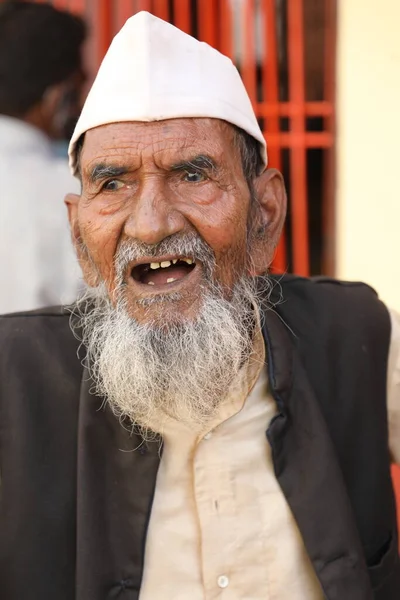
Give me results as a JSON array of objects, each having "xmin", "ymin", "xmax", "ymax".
[{"xmin": 124, "ymin": 178, "xmax": 186, "ymax": 245}]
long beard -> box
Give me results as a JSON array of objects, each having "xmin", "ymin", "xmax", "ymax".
[{"xmin": 71, "ymin": 237, "xmax": 271, "ymax": 436}]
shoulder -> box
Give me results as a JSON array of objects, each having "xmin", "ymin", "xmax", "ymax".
[
  {"xmin": 269, "ymin": 274, "xmax": 391, "ymax": 344},
  {"xmin": 0, "ymin": 307, "xmax": 83, "ymax": 468},
  {"xmin": 1, "ymin": 304, "xmax": 73, "ymax": 334},
  {"xmin": 271, "ymin": 273, "xmax": 379, "ymax": 302},
  {"xmin": 0, "ymin": 305, "xmax": 81, "ymax": 373},
  {"xmin": 271, "ymin": 273, "xmax": 386, "ymax": 314}
]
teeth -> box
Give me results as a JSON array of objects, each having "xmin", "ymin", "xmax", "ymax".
[
  {"xmin": 167, "ymin": 277, "xmax": 176, "ymax": 283},
  {"xmin": 148, "ymin": 258, "xmax": 193, "ymax": 269},
  {"xmin": 147, "ymin": 281, "xmax": 155, "ymax": 285}
]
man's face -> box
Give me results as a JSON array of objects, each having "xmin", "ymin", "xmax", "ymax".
[
  {"xmin": 72, "ymin": 118, "xmax": 255, "ymax": 325},
  {"xmin": 67, "ymin": 118, "xmax": 286, "ymax": 430}
]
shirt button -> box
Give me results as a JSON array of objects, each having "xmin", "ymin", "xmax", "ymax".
[
  {"xmin": 203, "ymin": 431, "xmax": 213, "ymax": 440},
  {"xmin": 217, "ymin": 575, "xmax": 229, "ymax": 588}
]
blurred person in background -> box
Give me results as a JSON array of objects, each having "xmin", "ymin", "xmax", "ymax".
[{"xmin": 0, "ymin": 1, "xmax": 86, "ymax": 313}]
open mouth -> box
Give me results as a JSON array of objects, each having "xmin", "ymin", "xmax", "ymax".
[{"xmin": 131, "ymin": 257, "xmax": 196, "ymax": 287}]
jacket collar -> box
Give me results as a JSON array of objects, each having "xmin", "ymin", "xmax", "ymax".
[
  {"xmin": 262, "ymin": 307, "xmax": 373, "ymax": 599},
  {"xmin": 75, "ymin": 366, "xmax": 161, "ymax": 600}
]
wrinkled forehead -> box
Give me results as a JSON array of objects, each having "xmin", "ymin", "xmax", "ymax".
[{"xmin": 79, "ymin": 117, "xmax": 237, "ymax": 171}]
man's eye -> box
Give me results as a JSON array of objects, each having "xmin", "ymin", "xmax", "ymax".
[
  {"xmin": 102, "ymin": 179, "xmax": 124, "ymax": 191},
  {"xmin": 183, "ymin": 170, "xmax": 206, "ymax": 183}
]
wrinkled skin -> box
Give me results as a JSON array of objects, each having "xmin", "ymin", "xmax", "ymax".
[{"xmin": 66, "ymin": 118, "xmax": 286, "ymax": 324}]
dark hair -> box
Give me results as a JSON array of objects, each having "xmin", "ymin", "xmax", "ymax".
[
  {"xmin": 0, "ymin": 1, "xmax": 86, "ymax": 116},
  {"xmin": 232, "ymin": 125, "xmax": 264, "ymax": 184}
]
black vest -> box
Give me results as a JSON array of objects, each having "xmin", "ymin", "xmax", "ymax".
[{"xmin": 0, "ymin": 275, "xmax": 399, "ymax": 599}]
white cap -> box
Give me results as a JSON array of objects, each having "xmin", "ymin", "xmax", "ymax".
[{"xmin": 68, "ymin": 11, "xmax": 267, "ymax": 176}]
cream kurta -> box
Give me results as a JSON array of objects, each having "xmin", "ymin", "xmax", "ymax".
[{"xmin": 139, "ymin": 327, "xmax": 323, "ymax": 599}]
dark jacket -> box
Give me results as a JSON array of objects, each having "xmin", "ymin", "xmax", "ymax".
[{"xmin": 0, "ymin": 275, "xmax": 399, "ymax": 599}]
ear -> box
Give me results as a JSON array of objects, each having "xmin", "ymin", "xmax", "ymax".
[
  {"xmin": 42, "ymin": 84, "xmax": 64, "ymax": 114},
  {"xmin": 247, "ymin": 168, "xmax": 287, "ymax": 276},
  {"xmin": 64, "ymin": 193, "xmax": 101, "ymax": 287},
  {"xmin": 65, "ymin": 192, "xmax": 79, "ymax": 230},
  {"xmin": 41, "ymin": 84, "xmax": 67, "ymax": 136}
]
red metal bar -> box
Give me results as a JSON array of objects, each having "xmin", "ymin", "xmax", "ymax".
[
  {"xmin": 96, "ymin": 0, "xmax": 113, "ymax": 61},
  {"xmin": 68, "ymin": 0, "xmax": 86, "ymax": 14},
  {"xmin": 52, "ymin": 0, "xmax": 69, "ymax": 8},
  {"xmin": 266, "ymin": 132, "xmax": 333, "ymax": 147},
  {"xmin": 241, "ymin": 0, "xmax": 257, "ymax": 105},
  {"xmin": 197, "ymin": 0, "xmax": 218, "ymax": 47},
  {"xmin": 322, "ymin": 0, "xmax": 336, "ymax": 276},
  {"xmin": 173, "ymin": 0, "xmax": 191, "ymax": 34},
  {"xmin": 262, "ymin": 0, "xmax": 286, "ymax": 272},
  {"xmin": 287, "ymin": 0, "xmax": 309, "ymax": 276},
  {"xmin": 68, "ymin": 0, "xmax": 86, "ymax": 15},
  {"xmin": 391, "ymin": 465, "xmax": 400, "ymax": 549},
  {"xmin": 136, "ymin": 0, "xmax": 151, "ymax": 11},
  {"xmin": 152, "ymin": 0, "xmax": 169, "ymax": 21},
  {"xmin": 257, "ymin": 101, "xmax": 333, "ymax": 117},
  {"xmin": 115, "ymin": 0, "xmax": 134, "ymax": 28},
  {"xmin": 219, "ymin": 0, "xmax": 233, "ymax": 60},
  {"xmin": 262, "ymin": 0, "xmax": 281, "ymax": 149}
]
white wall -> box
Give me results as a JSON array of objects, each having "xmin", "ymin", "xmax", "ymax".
[{"xmin": 336, "ymin": 0, "xmax": 400, "ymax": 309}]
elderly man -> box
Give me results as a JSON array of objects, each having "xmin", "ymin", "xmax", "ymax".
[{"xmin": 0, "ymin": 11, "xmax": 399, "ymax": 600}]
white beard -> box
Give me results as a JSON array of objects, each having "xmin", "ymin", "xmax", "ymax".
[{"xmin": 71, "ymin": 237, "xmax": 271, "ymax": 436}]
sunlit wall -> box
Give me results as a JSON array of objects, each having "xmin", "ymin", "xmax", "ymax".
[{"xmin": 336, "ymin": 0, "xmax": 400, "ymax": 309}]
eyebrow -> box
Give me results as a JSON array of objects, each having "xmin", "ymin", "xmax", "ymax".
[
  {"xmin": 170, "ymin": 154, "xmax": 217, "ymax": 173},
  {"xmin": 88, "ymin": 164, "xmax": 129, "ymax": 184},
  {"xmin": 86, "ymin": 154, "xmax": 217, "ymax": 184}
]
